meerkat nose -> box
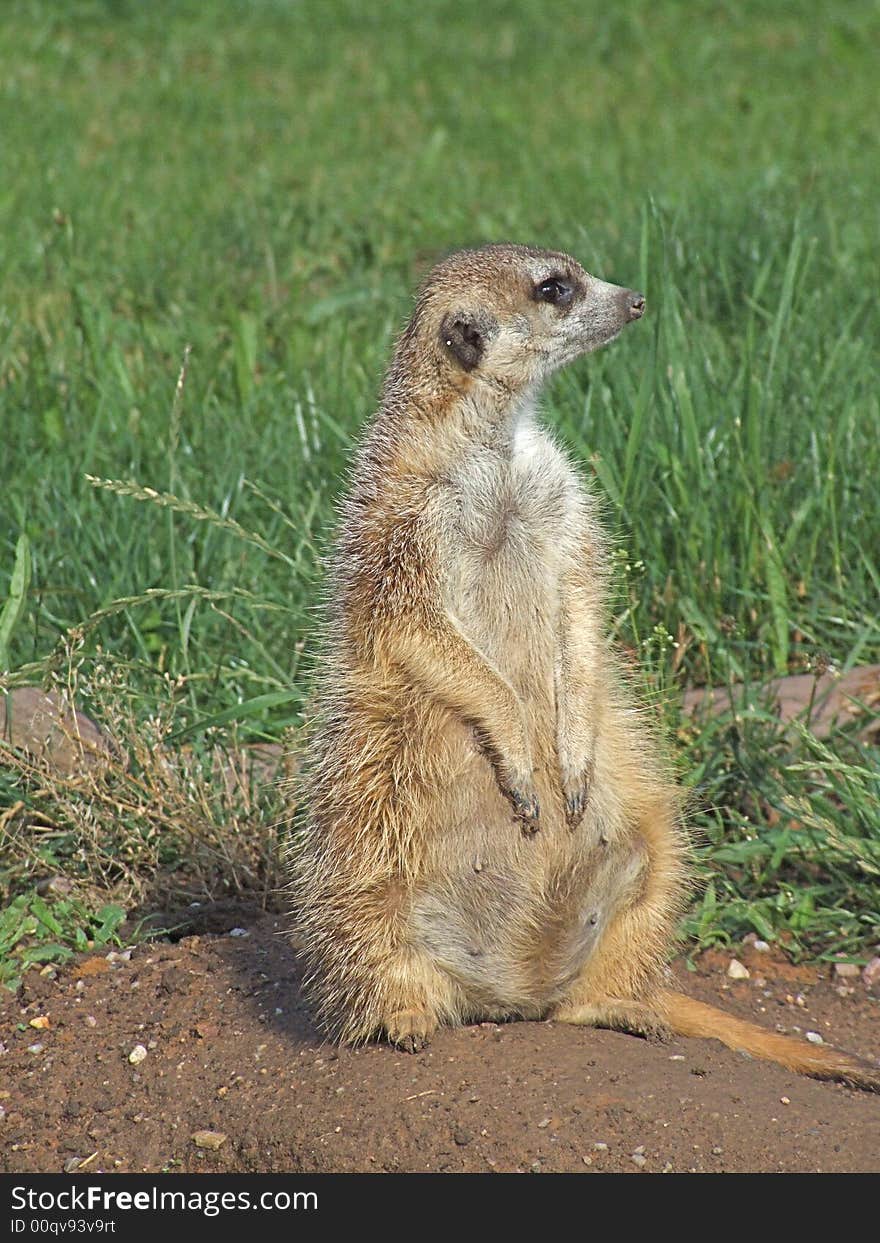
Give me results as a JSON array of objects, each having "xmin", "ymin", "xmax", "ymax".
[{"xmin": 625, "ymin": 291, "xmax": 646, "ymax": 321}]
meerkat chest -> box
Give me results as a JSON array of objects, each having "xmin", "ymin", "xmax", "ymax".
[
  {"xmin": 448, "ymin": 422, "xmax": 582, "ymax": 588},
  {"xmin": 441, "ymin": 421, "xmax": 585, "ymax": 692}
]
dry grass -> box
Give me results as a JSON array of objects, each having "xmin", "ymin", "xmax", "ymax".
[{"xmin": 0, "ymin": 639, "xmax": 289, "ymax": 921}]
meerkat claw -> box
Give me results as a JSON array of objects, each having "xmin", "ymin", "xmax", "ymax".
[
  {"xmin": 564, "ymin": 788, "xmax": 591, "ymax": 830},
  {"xmin": 507, "ymin": 787, "xmax": 540, "ymax": 832},
  {"xmin": 385, "ymin": 1008, "xmax": 437, "ymax": 1053},
  {"xmin": 562, "ymin": 763, "xmax": 593, "ymax": 829}
]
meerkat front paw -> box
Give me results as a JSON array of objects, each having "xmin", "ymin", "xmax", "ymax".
[
  {"xmin": 385, "ymin": 1008, "xmax": 437, "ymax": 1053},
  {"xmin": 491, "ymin": 752, "xmax": 540, "ymax": 834},
  {"xmin": 508, "ymin": 785, "xmax": 540, "ymax": 834},
  {"xmin": 475, "ymin": 733, "xmax": 540, "ymax": 834},
  {"xmin": 561, "ymin": 760, "xmax": 593, "ymax": 830}
]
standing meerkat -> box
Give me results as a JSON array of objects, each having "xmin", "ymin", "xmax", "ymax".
[{"xmin": 288, "ymin": 243, "xmax": 878, "ymax": 1091}]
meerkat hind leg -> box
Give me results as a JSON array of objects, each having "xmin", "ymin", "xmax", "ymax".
[
  {"xmin": 384, "ymin": 1006, "xmax": 439, "ymax": 1053},
  {"xmin": 552, "ymin": 997, "xmax": 671, "ymax": 1043},
  {"xmin": 377, "ymin": 948, "xmax": 458, "ymax": 1053}
]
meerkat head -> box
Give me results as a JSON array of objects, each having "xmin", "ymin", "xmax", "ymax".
[{"xmin": 409, "ymin": 243, "xmax": 645, "ymax": 400}]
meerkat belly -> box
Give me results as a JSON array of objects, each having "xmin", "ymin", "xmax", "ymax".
[{"xmin": 410, "ymin": 809, "xmax": 649, "ymax": 1015}]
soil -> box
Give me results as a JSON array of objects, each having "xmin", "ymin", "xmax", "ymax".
[{"xmin": 2, "ymin": 901, "xmax": 878, "ymax": 1175}]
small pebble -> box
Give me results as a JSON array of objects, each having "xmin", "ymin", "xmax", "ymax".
[
  {"xmin": 862, "ymin": 957, "xmax": 880, "ymax": 989},
  {"xmin": 631, "ymin": 1153, "xmax": 647, "ymax": 1168},
  {"xmin": 593, "ymin": 1142, "xmax": 608, "ymax": 1152},
  {"xmin": 753, "ymin": 940, "xmax": 770, "ymax": 953},
  {"xmin": 780, "ymin": 1096, "xmax": 791, "ymax": 1105},
  {"xmin": 192, "ymin": 1130, "xmax": 227, "ymax": 1150},
  {"xmin": 228, "ymin": 928, "xmax": 249, "ymax": 938},
  {"xmin": 29, "ymin": 1016, "xmax": 50, "ymax": 1030},
  {"xmin": 537, "ymin": 1118, "xmax": 551, "ymax": 1129},
  {"xmin": 85, "ymin": 1016, "xmax": 97, "ymax": 1028},
  {"xmin": 727, "ymin": 959, "xmax": 750, "ymax": 980},
  {"xmin": 27, "ymin": 1043, "xmax": 44, "ymax": 1054},
  {"xmin": 833, "ymin": 962, "xmax": 860, "ymax": 980},
  {"xmin": 805, "ymin": 1031, "xmax": 824, "ymax": 1044},
  {"xmin": 128, "ymin": 1044, "xmax": 148, "ymax": 1065}
]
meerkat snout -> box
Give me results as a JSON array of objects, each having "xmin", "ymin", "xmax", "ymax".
[{"xmin": 624, "ymin": 290, "xmax": 646, "ymax": 320}]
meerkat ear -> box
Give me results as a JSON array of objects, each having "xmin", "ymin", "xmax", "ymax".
[{"xmin": 440, "ymin": 311, "xmax": 497, "ymax": 372}]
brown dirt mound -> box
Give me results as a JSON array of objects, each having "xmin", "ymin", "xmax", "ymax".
[{"xmin": 2, "ymin": 907, "xmax": 878, "ymax": 1174}]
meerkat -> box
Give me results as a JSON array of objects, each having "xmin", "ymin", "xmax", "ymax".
[{"xmin": 288, "ymin": 243, "xmax": 879, "ymax": 1091}]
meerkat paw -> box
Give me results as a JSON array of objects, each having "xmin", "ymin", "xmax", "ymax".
[
  {"xmin": 553, "ymin": 998, "xmax": 671, "ymax": 1043},
  {"xmin": 385, "ymin": 1008, "xmax": 437, "ymax": 1053},
  {"xmin": 508, "ymin": 784, "xmax": 540, "ymax": 834},
  {"xmin": 561, "ymin": 760, "xmax": 593, "ymax": 830},
  {"xmin": 482, "ymin": 743, "xmax": 540, "ymax": 834}
]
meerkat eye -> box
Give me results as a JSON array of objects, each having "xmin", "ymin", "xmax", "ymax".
[{"xmin": 533, "ymin": 276, "xmax": 574, "ymax": 307}]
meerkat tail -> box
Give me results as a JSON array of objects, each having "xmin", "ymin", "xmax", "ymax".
[{"xmin": 658, "ymin": 990, "xmax": 880, "ymax": 1092}]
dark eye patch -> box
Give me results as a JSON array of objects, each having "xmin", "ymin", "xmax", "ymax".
[{"xmin": 533, "ymin": 275, "xmax": 575, "ymax": 307}]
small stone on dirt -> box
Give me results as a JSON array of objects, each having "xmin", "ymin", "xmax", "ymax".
[
  {"xmin": 192, "ymin": 1130, "xmax": 227, "ymax": 1150},
  {"xmin": 228, "ymin": 928, "xmax": 249, "ymax": 938},
  {"xmin": 727, "ymin": 959, "xmax": 750, "ymax": 980},
  {"xmin": 453, "ymin": 1128, "xmax": 472, "ymax": 1146},
  {"xmin": 29, "ymin": 1016, "xmax": 50, "ymax": 1030},
  {"xmin": 631, "ymin": 1152, "xmax": 647, "ymax": 1167},
  {"xmin": 753, "ymin": 940, "xmax": 770, "ymax": 953},
  {"xmin": 805, "ymin": 1031, "xmax": 823, "ymax": 1044},
  {"xmin": 833, "ymin": 962, "xmax": 860, "ymax": 979},
  {"xmin": 128, "ymin": 1044, "xmax": 148, "ymax": 1065},
  {"xmin": 862, "ymin": 957, "xmax": 880, "ymax": 990}
]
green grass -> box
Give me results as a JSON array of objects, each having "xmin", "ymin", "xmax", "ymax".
[
  {"xmin": 1, "ymin": 0, "xmax": 878, "ymax": 972},
  {"xmin": 0, "ymin": 892, "xmax": 127, "ymax": 992}
]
